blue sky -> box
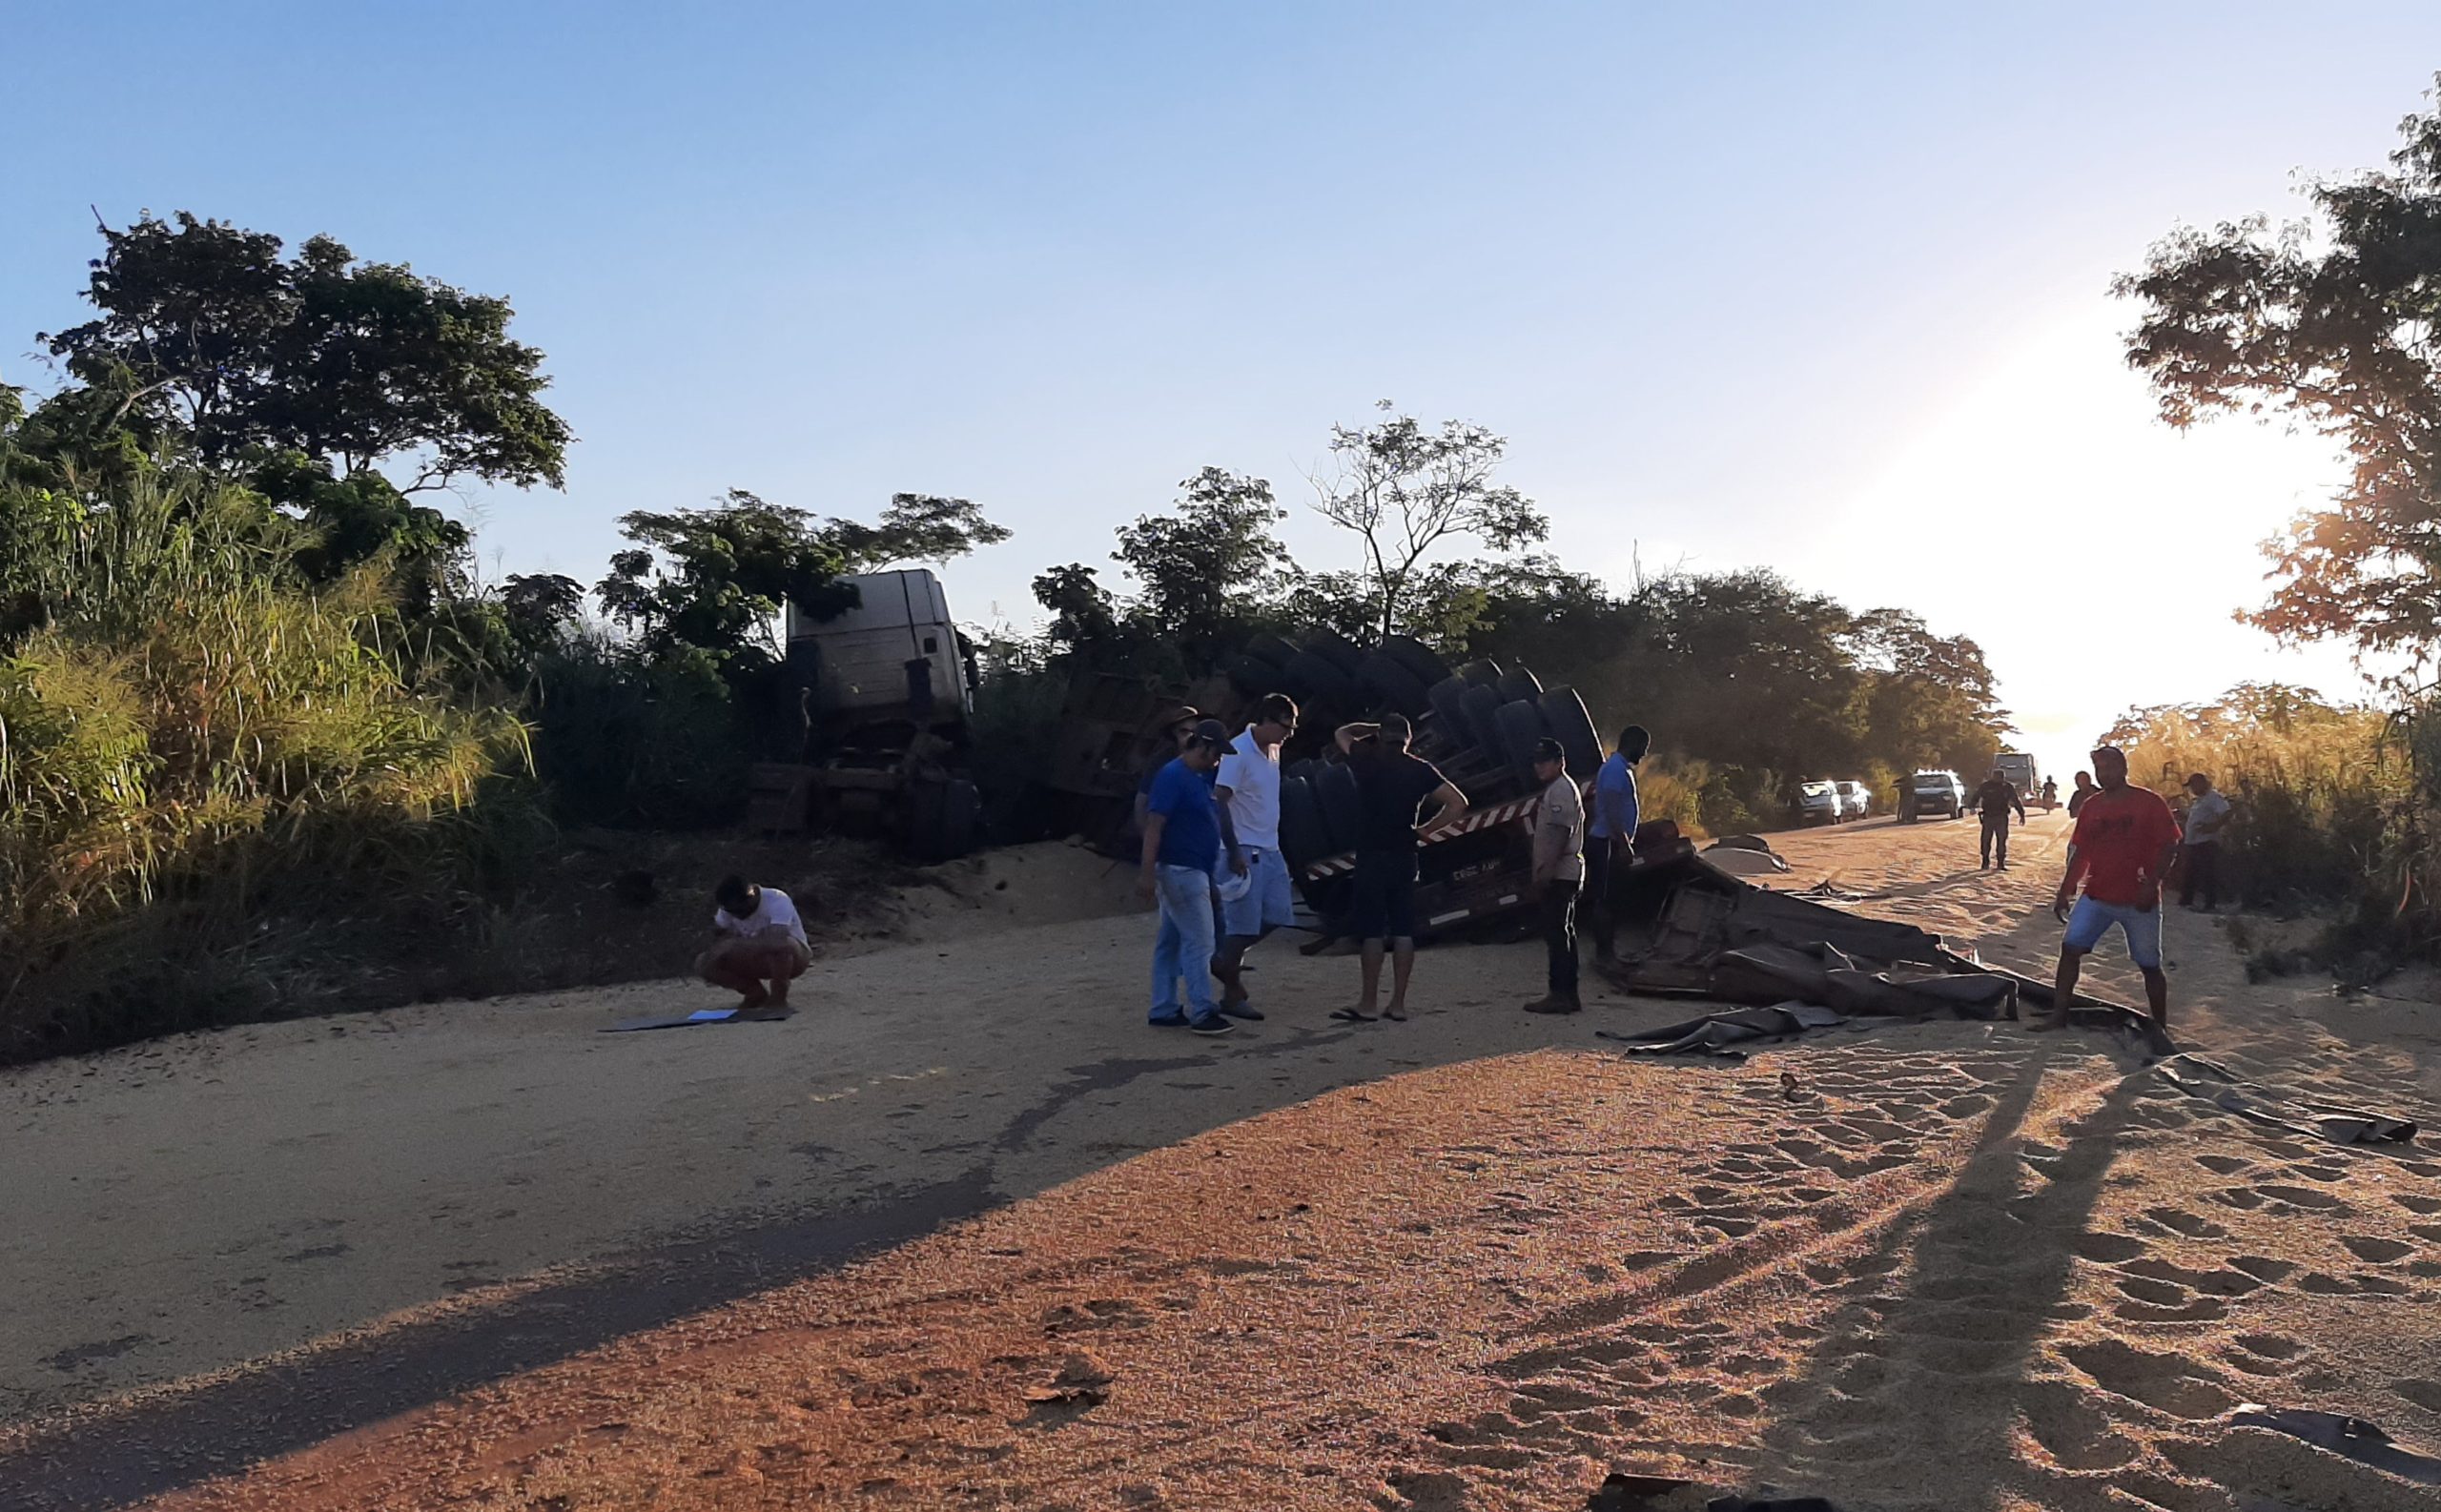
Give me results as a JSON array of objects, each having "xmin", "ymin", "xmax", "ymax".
[{"xmin": 9, "ymin": 2, "xmax": 2440, "ymax": 779}]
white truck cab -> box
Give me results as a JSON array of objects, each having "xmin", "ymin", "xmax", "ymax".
[{"xmin": 784, "ymin": 568, "xmax": 972, "ymax": 725}]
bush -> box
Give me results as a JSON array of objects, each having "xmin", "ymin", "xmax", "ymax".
[
  {"xmin": 967, "ymin": 639, "xmax": 1072, "ymax": 841},
  {"xmin": 0, "ymin": 465, "xmax": 528, "ymax": 1059},
  {"xmin": 1635, "ymin": 759, "xmax": 1708, "ymax": 840},
  {"xmin": 527, "ymin": 639, "xmax": 748, "ymax": 828}
]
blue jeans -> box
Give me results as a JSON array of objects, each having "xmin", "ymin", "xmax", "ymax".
[{"xmin": 1151, "ymin": 864, "xmax": 1219, "ymax": 1021}]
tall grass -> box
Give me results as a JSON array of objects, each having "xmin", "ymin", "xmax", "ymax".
[
  {"xmin": 2105, "ymin": 684, "xmax": 2439, "ymax": 975},
  {"xmin": 0, "ymin": 467, "xmax": 528, "ymax": 1057}
]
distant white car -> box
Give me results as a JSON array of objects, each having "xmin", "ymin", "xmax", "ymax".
[
  {"xmin": 1795, "ymin": 780, "xmax": 1842, "ymax": 826},
  {"xmin": 1835, "ymin": 781, "xmax": 1873, "ymax": 821}
]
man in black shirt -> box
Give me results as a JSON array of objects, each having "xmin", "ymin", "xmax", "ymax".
[
  {"xmin": 1329, "ymin": 713, "xmax": 1467, "ymax": 1022},
  {"xmin": 1975, "ymin": 767, "xmax": 2029, "ymax": 869}
]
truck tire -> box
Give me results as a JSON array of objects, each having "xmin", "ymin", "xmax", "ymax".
[
  {"xmin": 938, "ymin": 778, "xmax": 980, "ymax": 858},
  {"xmin": 1494, "ymin": 698, "xmax": 1549, "ymax": 785},
  {"xmin": 1459, "ymin": 683, "xmax": 1507, "ymax": 762},
  {"xmin": 908, "ymin": 779, "xmax": 977, "ymax": 861},
  {"xmin": 1280, "ymin": 774, "xmax": 1329, "ymax": 870},
  {"xmin": 1303, "ymin": 626, "xmax": 1367, "ymax": 678},
  {"xmin": 1358, "ymin": 651, "xmax": 1430, "ymax": 717},
  {"xmin": 1380, "ymin": 633, "xmax": 1452, "ymax": 688},
  {"xmin": 1243, "ymin": 634, "xmax": 1301, "ymax": 670},
  {"xmin": 1282, "ymin": 650, "xmax": 1359, "ymax": 709},
  {"xmin": 1317, "ymin": 761, "xmax": 1364, "ymax": 854},
  {"xmin": 1457, "ymin": 658, "xmax": 1504, "ymax": 687},
  {"xmin": 1538, "ymin": 685, "xmax": 1601, "ymax": 777},
  {"xmin": 1497, "ymin": 664, "xmax": 1545, "ymax": 704},
  {"xmin": 1225, "ymin": 654, "xmax": 1283, "ymax": 696},
  {"xmin": 1427, "ymin": 675, "xmax": 1472, "ymax": 743}
]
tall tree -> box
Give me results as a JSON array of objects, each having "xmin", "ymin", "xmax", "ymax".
[
  {"xmin": 40, "ymin": 212, "xmax": 569, "ymax": 494},
  {"xmin": 596, "ymin": 492, "xmax": 856, "ymax": 665},
  {"xmin": 2118, "ymin": 83, "xmax": 2441, "ymax": 673},
  {"xmin": 1113, "ymin": 467, "xmax": 1287, "ymax": 664},
  {"xmin": 1309, "ymin": 403, "xmax": 1547, "ymax": 639},
  {"xmin": 1032, "ymin": 562, "xmax": 1119, "ymax": 653},
  {"xmin": 596, "ymin": 489, "xmax": 1010, "ymax": 666}
]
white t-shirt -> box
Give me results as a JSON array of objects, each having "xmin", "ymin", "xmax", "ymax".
[
  {"xmin": 713, "ymin": 887, "xmax": 808, "ymax": 945},
  {"xmin": 1215, "ymin": 726, "xmax": 1282, "ymax": 850},
  {"xmin": 2184, "ymin": 790, "xmax": 2232, "ymax": 846}
]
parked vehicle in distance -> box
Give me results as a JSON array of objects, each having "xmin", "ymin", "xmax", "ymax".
[
  {"xmin": 1795, "ymin": 780, "xmax": 1842, "ymax": 825},
  {"xmin": 1905, "ymin": 770, "xmax": 1966, "ymax": 820},
  {"xmin": 1835, "ymin": 780, "xmax": 1873, "ymax": 821},
  {"xmin": 1994, "ymin": 751, "xmax": 2040, "ymax": 799}
]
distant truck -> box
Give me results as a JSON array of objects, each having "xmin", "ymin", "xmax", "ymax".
[
  {"xmin": 775, "ymin": 568, "xmax": 981, "ymax": 859},
  {"xmin": 1994, "ymin": 751, "xmax": 2040, "ymax": 800}
]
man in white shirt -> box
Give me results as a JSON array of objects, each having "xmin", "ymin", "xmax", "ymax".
[
  {"xmin": 2178, "ymin": 772, "xmax": 2234, "ymax": 912},
  {"xmin": 1212, "ymin": 693, "xmax": 1299, "ymax": 1020},
  {"xmin": 696, "ymin": 874, "xmax": 813, "ymax": 1010},
  {"xmin": 1525, "ymin": 738, "xmax": 1587, "ymax": 1014}
]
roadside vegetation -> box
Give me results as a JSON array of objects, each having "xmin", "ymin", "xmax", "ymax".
[
  {"xmin": 2114, "ymin": 79, "xmax": 2441, "ymax": 982},
  {"xmin": 2, "ymin": 214, "xmax": 2009, "ymax": 1062}
]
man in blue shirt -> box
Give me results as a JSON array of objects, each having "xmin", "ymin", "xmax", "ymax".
[
  {"xmin": 1138, "ymin": 719, "xmax": 1235, "ymax": 1035},
  {"xmin": 1584, "ymin": 724, "xmax": 1650, "ymax": 965}
]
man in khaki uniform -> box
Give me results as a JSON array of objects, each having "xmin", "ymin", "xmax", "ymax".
[{"xmin": 1525, "ymin": 738, "xmax": 1587, "ymax": 1014}]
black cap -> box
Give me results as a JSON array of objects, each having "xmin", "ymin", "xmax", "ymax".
[
  {"xmin": 1532, "ymin": 737, "xmax": 1566, "ymax": 764},
  {"xmin": 1191, "ymin": 718, "xmax": 1230, "ymax": 747}
]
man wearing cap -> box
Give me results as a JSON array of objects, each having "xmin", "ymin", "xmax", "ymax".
[
  {"xmin": 1526, "ymin": 738, "xmax": 1588, "ymax": 1013},
  {"xmin": 1212, "ymin": 693, "xmax": 1299, "ymax": 1020},
  {"xmin": 1133, "ymin": 705, "xmax": 1203, "ymax": 839},
  {"xmin": 2046, "ymin": 745, "xmax": 2182, "ymax": 1043},
  {"xmin": 1138, "ymin": 719, "xmax": 1236, "ymax": 1035}
]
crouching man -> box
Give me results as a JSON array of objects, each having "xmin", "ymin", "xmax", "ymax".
[{"xmin": 697, "ymin": 874, "xmax": 812, "ymax": 1011}]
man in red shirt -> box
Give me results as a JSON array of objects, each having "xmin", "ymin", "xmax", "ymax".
[{"xmin": 2043, "ymin": 746, "xmax": 2184, "ymax": 1035}]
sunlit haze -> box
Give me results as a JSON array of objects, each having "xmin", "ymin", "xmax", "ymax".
[{"xmin": 7, "ymin": 2, "xmax": 2431, "ymax": 783}]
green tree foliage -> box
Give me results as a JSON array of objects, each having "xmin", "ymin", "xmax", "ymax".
[
  {"xmin": 1310, "ymin": 404, "xmax": 1549, "ymax": 639},
  {"xmin": 500, "ymin": 572, "xmax": 585, "ymax": 654},
  {"xmin": 596, "ymin": 491, "xmax": 858, "ymax": 666},
  {"xmin": 595, "ymin": 488, "xmax": 1010, "ymax": 666},
  {"xmin": 2118, "ymin": 84, "xmax": 2441, "ymax": 672},
  {"xmin": 1032, "ymin": 562, "xmax": 1121, "ymax": 654},
  {"xmin": 39, "ymin": 213, "xmax": 569, "ymax": 494},
  {"xmin": 826, "ymin": 492, "xmax": 1012, "ymax": 571},
  {"xmin": 1113, "ymin": 467, "xmax": 1288, "ymax": 665}
]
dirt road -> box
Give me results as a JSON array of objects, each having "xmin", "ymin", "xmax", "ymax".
[{"xmin": 8, "ymin": 811, "xmax": 2436, "ymax": 1510}]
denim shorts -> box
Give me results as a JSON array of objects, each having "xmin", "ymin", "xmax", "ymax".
[
  {"xmin": 2062, "ymin": 896, "xmax": 2163, "ymax": 970},
  {"xmin": 1221, "ymin": 847, "xmax": 1298, "ymax": 934}
]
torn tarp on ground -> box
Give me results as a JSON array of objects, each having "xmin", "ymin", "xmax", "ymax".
[
  {"xmin": 1595, "ymin": 999, "xmax": 1853, "ymax": 1059},
  {"xmin": 2159, "ymin": 1055, "xmax": 2420, "ymax": 1147},
  {"xmin": 1598, "ymin": 855, "xmax": 2020, "ymax": 1021}
]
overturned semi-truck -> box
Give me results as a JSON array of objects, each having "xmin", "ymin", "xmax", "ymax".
[
  {"xmin": 757, "ymin": 567, "xmax": 982, "ymax": 861},
  {"xmin": 1044, "ymin": 627, "xmax": 1614, "ymax": 943}
]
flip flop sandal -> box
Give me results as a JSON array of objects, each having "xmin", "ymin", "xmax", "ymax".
[
  {"xmin": 1383, "ymin": 1008, "xmax": 1409, "ymax": 1022},
  {"xmin": 1329, "ymin": 1007, "xmax": 1378, "ymax": 1023}
]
